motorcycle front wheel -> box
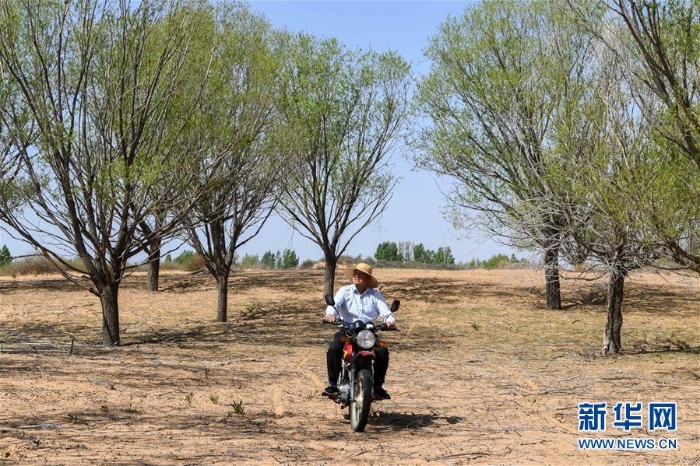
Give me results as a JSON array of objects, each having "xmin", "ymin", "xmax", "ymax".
[{"xmin": 349, "ymin": 368, "xmax": 373, "ymax": 432}]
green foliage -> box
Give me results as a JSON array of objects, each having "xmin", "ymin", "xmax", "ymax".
[
  {"xmin": 434, "ymin": 247, "xmax": 455, "ymax": 265},
  {"xmin": 239, "ymin": 254, "xmax": 260, "ymax": 269},
  {"xmin": 280, "ymin": 249, "xmax": 299, "ymax": 269},
  {"xmin": 467, "ymin": 253, "xmax": 528, "ymax": 270},
  {"xmin": 230, "ymin": 400, "xmax": 245, "ymax": 415},
  {"xmin": 181, "ymin": 3, "xmax": 291, "ymax": 298},
  {"xmin": 0, "ymin": 245, "xmax": 11, "ymax": 266},
  {"xmin": 261, "ymin": 250, "xmax": 276, "ymax": 268},
  {"xmin": 275, "ymin": 33, "xmax": 411, "ymax": 294},
  {"xmin": 260, "ymin": 249, "xmax": 299, "ymax": 269},
  {"xmin": 173, "ymin": 250, "xmax": 203, "ymax": 271},
  {"xmin": 0, "ymin": 0, "xmax": 223, "ymax": 345},
  {"xmin": 413, "ymin": 0, "xmax": 600, "ymax": 264},
  {"xmin": 160, "ymin": 253, "xmax": 180, "ymax": 271},
  {"xmin": 174, "ymin": 250, "xmax": 195, "ymax": 265},
  {"xmin": 599, "ymin": 0, "xmax": 700, "ymax": 272},
  {"xmin": 375, "ymin": 241, "xmax": 401, "ymax": 261},
  {"xmin": 413, "ymin": 243, "xmax": 434, "ymax": 263},
  {"xmin": 275, "ymin": 251, "xmax": 283, "ymax": 268},
  {"xmin": 374, "ymin": 241, "xmax": 455, "ymax": 266}
]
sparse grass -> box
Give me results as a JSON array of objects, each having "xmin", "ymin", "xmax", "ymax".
[
  {"xmin": 0, "ymin": 250, "xmax": 214, "ymax": 277},
  {"xmin": 0, "ymin": 268, "xmax": 697, "ymax": 464},
  {"xmin": 230, "ymin": 400, "xmax": 244, "ymax": 415},
  {"xmin": 0, "ymin": 255, "xmax": 57, "ymax": 275}
]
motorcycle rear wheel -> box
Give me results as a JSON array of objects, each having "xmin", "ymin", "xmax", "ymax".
[{"xmin": 349, "ymin": 368, "xmax": 373, "ymax": 432}]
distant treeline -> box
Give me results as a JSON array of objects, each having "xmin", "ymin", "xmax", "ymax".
[{"xmin": 0, "ymin": 245, "xmax": 529, "ymax": 276}]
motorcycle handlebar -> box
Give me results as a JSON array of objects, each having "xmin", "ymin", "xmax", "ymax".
[
  {"xmin": 322, "ymin": 319, "xmax": 399, "ymax": 331},
  {"xmin": 376, "ymin": 324, "xmax": 400, "ymax": 331}
]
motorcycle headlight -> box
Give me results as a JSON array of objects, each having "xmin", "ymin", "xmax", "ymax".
[{"xmin": 356, "ymin": 330, "xmax": 376, "ymax": 350}]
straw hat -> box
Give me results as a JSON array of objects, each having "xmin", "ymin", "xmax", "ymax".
[{"xmin": 344, "ymin": 263, "xmax": 378, "ymax": 289}]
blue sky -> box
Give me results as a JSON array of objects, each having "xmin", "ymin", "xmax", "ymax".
[{"xmin": 0, "ymin": 1, "xmax": 519, "ymax": 264}]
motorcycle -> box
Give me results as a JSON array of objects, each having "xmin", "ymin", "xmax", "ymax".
[{"xmin": 323, "ymin": 293, "xmax": 400, "ymax": 432}]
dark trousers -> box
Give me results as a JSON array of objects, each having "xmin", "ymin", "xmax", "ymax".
[{"xmin": 327, "ymin": 331, "xmax": 389, "ymax": 388}]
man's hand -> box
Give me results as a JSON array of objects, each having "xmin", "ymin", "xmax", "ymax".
[
  {"xmin": 324, "ymin": 314, "xmax": 337, "ymax": 323},
  {"xmin": 386, "ymin": 321, "xmax": 397, "ymax": 330}
]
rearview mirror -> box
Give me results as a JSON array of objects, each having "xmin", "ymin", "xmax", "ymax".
[
  {"xmin": 390, "ymin": 299, "xmax": 400, "ymax": 313},
  {"xmin": 324, "ymin": 293, "xmax": 335, "ymax": 306}
]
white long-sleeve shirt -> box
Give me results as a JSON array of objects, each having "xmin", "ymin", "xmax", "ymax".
[{"xmin": 325, "ymin": 284, "xmax": 396, "ymax": 325}]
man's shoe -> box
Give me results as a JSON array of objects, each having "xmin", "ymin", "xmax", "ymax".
[
  {"xmin": 322, "ymin": 386, "xmax": 338, "ymax": 397},
  {"xmin": 374, "ymin": 387, "xmax": 391, "ymax": 400}
]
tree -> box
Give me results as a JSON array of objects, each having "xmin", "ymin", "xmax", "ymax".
[
  {"xmin": 0, "ymin": 245, "xmax": 10, "ymax": 266},
  {"xmin": 375, "ymin": 241, "xmax": 401, "ymax": 262},
  {"xmin": 183, "ymin": 4, "xmax": 287, "ymax": 322},
  {"xmin": 281, "ymin": 249, "xmax": 299, "ymax": 269},
  {"xmin": 397, "ymin": 241, "xmax": 413, "ymax": 262},
  {"xmin": 0, "ymin": 0, "xmax": 218, "ymax": 346},
  {"xmin": 261, "ymin": 251, "xmax": 276, "ymax": 268},
  {"xmin": 275, "ymin": 250, "xmax": 283, "ymax": 269},
  {"xmin": 0, "ymin": 22, "xmax": 28, "ymax": 238},
  {"xmin": 435, "ymin": 246, "xmax": 455, "ymax": 265},
  {"xmin": 412, "ymin": 243, "xmax": 429, "ymax": 263},
  {"xmin": 604, "ymin": 0, "xmax": 700, "ymax": 168},
  {"xmin": 413, "ymin": 0, "xmax": 602, "ymax": 309},
  {"xmin": 550, "ymin": 26, "xmax": 661, "ymax": 354},
  {"xmin": 276, "ymin": 35, "xmax": 411, "ymax": 295},
  {"xmin": 238, "ymin": 253, "xmax": 260, "ymax": 269},
  {"xmin": 598, "ymin": 0, "xmax": 700, "ymax": 273}
]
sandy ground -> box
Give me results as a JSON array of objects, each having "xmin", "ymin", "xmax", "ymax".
[{"xmin": 0, "ymin": 267, "xmax": 698, "ymax": 465}]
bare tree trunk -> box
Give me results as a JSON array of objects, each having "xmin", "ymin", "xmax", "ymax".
[
  {"xmin": 544, "ymin": 240, "xmax": 562, "ymax": 310},
  {"xmin": 216, "ymin": 274, "xmax": 230, "ymax": 323},
  {"xmin": 100, "ymin": 284, "xmax": 121, "ymax": 346},
  {"xmin": 146, "ymin": 243, "xmax": 161, "ymax": 292},
  {"xmin": 140, "ymin": 219, "xmax": 163, "ymax": 292},
  {"xmin": 603, "ymin": 265, "xmax": 626, "ymax": 355},
  {"xmin": 323, "ymin": 253, "xmax": 338, "ymax": 297}
]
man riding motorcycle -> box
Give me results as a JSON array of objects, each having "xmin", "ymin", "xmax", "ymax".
[{"xmin": 322, "ymin": 263, "xmax": 396, "ymax": 400}]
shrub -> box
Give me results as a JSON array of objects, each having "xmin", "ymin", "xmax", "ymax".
[
  {"xmin": 185, "ymin": 253, "xmax": 205, "ymax": 271},
  {"xmin": 174, "ymin": 250, "xmax": 195, "ymax": 265},
  {"xmin": 299, "ymin": 259, "xmax": 316, "ymax": 269},
  {"xmin": 338, "ymin": 254, "xmax": 356, "ymax": 265},
  {"xmin": 160, "ymin": 253, "xmax": 179, "ymax": 270},
  {"xmin": 63, "ymin": 256, "xmax": 86, "ymax": 272},
  {"xmin": 173, "ymin": 250, "xmax": 204, "ymax": 271},
  {"xmin": 239, "ymin": 254, "xmax": 260, "ymax": 269},
  {"xmin": 359, "ymin": 256, "xmax": 376, "ymax": 266},
  {"xmin": 2, "ymin": 255, "xmax": 57, "ymax": 275},
  {"xmin": 473, "ymin": 253, "xmax": 528, "ymax": 270},
  {"xmin": 0, "ymin": 245, "xmax": 11, "ymax": 266}
]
